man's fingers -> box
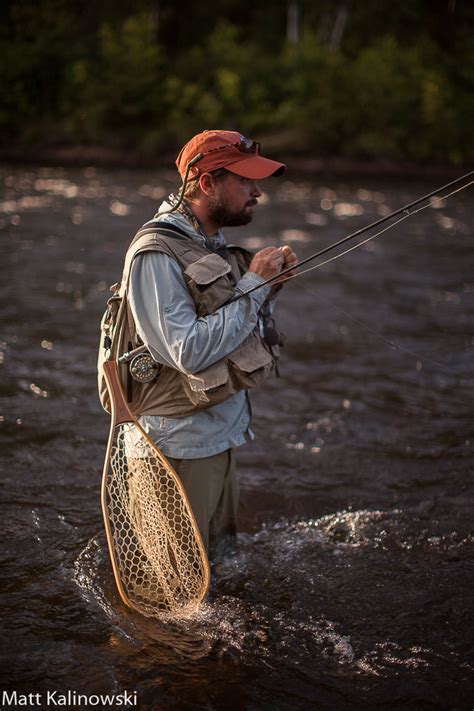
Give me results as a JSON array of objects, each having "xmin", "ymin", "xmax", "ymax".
[
  {"xmin": 247, "ymin": 245, "xmax": 298, "ymax": 282},
  {"xmin": 248, "ymin": 246, "xmax": 287, "ymax": 280},
  {"xmin": 280, "ymin": 245, "xmax": 298, "ymax": 272}
]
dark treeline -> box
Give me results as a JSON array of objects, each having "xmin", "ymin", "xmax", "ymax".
[{"xmin": 1, "ymin": 0, "xmax": 473, "ymax": 163}]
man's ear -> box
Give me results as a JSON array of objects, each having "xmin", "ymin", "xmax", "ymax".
[{"xmin": 198, "ymin": 173, "xmax": 216, "ymax": 197}]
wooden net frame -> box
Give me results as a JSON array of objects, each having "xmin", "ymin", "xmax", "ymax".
[{"xmin": 101, "ymin": 360, "xmax": 210, "ymax": 617}]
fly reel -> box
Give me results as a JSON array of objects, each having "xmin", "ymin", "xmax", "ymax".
[{"xmin": 129, "ymin": 352, "xmax": 160, "ymax": 383}]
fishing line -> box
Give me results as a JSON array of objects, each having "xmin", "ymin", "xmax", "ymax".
[
  {"xmin": 292, "ymin": 281, "xmax": 466, "ymax": 378},
  {"xmin": 280, "ymin": 180, "xmax": 472, "ymax": 281},
  {"xmin": 285, "ymin": 182, "xmax": 473, "ymax": 379}
]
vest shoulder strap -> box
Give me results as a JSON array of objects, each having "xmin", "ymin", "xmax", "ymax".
[
  {"xmin": 121, "ymin": 223, "xmax": 198, "ymax": 294},
  {"xmin": 136, "ymin": 220, "xmax": 190, "ymax": 240}
]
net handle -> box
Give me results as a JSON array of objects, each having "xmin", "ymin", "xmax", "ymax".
[
  {"xmin": 104, "ymin": 360, "xmax": 134, "ymax": 426},
  {"xmin": 101, "ymin": 359, "xmax": 137, "ymax": 612}
]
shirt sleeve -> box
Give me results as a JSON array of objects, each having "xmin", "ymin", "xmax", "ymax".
[{"xmin": 128, "ymin": 250, "xmax": 271, "ymax": 374}]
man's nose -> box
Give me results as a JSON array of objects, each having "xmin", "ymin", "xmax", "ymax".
[{"xmin": 251, "ymin": 181, "xmax": 262, "ymax": 198}]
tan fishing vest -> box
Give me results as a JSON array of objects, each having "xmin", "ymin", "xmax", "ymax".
[{"xmin": 106, "ymin": 223, "xmax": 277, "ymax": 418}]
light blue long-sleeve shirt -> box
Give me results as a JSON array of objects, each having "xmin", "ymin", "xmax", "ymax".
[{"xmin": 128, "ymin": 206, "xmax": 271, "ymax": 458}]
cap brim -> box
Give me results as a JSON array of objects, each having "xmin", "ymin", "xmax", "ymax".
[{"xmin": 225, "ymin": 155, "xmax": 286, "ymax": 179}]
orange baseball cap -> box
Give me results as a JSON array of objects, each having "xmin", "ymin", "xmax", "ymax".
[{"xmin": 176, "ymin": 130, "xmax": 286, "ymax": 181}]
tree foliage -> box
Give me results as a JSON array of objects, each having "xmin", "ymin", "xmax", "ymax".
[{"xmin": 1, "ymin": 0, "xmax": 473, "ymax": 163}]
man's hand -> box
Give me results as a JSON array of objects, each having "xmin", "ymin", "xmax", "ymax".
[
  {"xmin": 274, "ymin": 245, "xmax": 298, "ymax": 284},
  {"xmin": 248, "ymin": 245, "xmax": 298, "ymax": 282}
]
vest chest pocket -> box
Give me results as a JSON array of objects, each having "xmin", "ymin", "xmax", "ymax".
[
  {"xmin": 181, "ymin": 360, "xmax": 230, "ymax": 408},
  {"xmin": 183, "ymin": 253, "xmax": 235, "ymax": 316},
  {"xmin": 179, "ymin": 331, "xmax": 274, "ymax": 410},
  {"xmin": 227, "ymin": 331, "xmax": 274, "ymax": 389}
]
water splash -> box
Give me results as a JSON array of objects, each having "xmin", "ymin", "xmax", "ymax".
[{"xmin": 71, "ymin": 507, "xmax": 474, "ymax": 682}]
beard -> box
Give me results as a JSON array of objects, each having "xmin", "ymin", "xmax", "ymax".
[{"xmin": 207, "ymin": 196, "xmax": 257, "ymax": 227}]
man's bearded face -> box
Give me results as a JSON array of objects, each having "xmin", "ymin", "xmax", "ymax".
[{"xmin": 208, "ymin": 174, "xmax": 260, "ymax": 227}]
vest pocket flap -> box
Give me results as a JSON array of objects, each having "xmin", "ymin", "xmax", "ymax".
[
  {"xmin": 185, "ymin": 360, "xmax": 229, "ymax": 392},
  {"xmin": 184, "ymin": 253, "xmax": 232, "ymax": 285},
  {"xmin": 228, "ymin": 334, "xmax": 273, "ymax": 373}
]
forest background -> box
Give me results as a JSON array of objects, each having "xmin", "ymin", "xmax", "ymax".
[{"xmin": 1, "ymin": 0, "xmax": 473, "ymax": 166}]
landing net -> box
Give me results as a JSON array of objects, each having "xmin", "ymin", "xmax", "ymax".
[{"xmin": 103, "ymin": 421, "xmax": 209, "ymax": 617}]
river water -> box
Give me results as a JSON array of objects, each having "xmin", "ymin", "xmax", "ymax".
[{"xmin": 0, "ymin": 165, "xmax": 473, "ymax": 710}]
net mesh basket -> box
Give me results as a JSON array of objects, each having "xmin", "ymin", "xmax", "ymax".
[{"xmin": 103, "ymin": 421, "xmax": 209, "ymax": 617}]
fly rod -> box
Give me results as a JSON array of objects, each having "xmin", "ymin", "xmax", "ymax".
[{"xmin": 230, "ymin": 170, "xmax": 473, "ymax": 302}]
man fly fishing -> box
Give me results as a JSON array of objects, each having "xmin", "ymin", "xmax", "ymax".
[{"xmin": 113, "ymin": 130, "xmax": 297, "ymax": 558}]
